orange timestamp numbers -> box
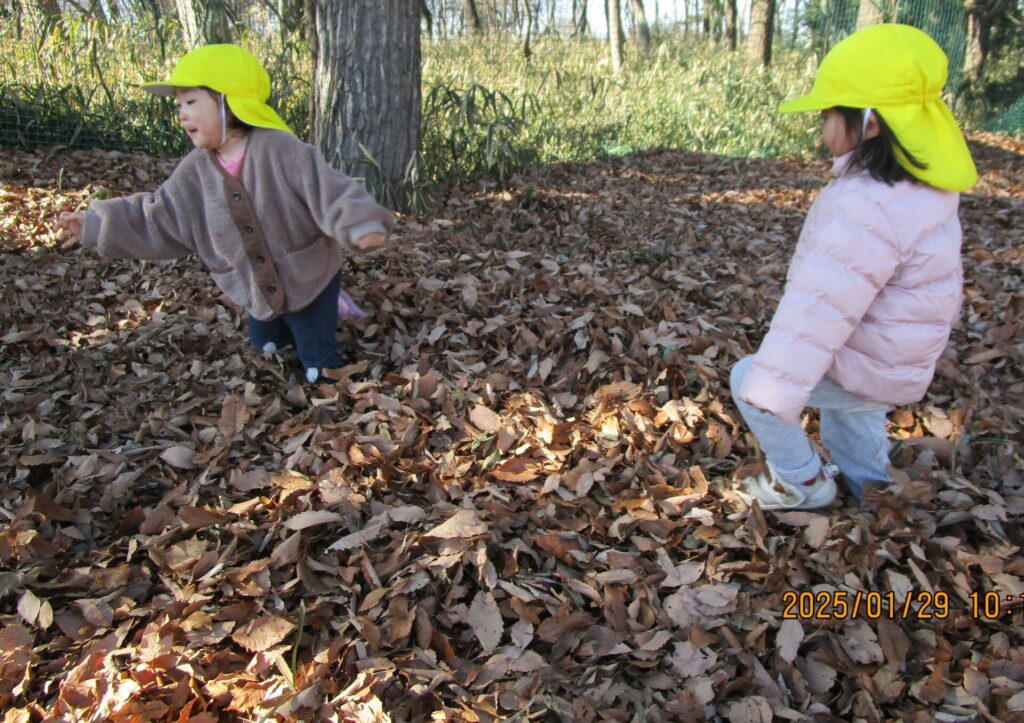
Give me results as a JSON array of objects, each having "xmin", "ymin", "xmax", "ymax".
[{"xmin": 781, "ymin": 589, "xmax": 951, "ymax": 621}]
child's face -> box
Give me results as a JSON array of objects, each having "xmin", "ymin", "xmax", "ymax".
[
  {"xmin": 820, "ymin": 109, "xmax": 859, "ymax": 157},
  {"xmin": 174, "ymin": 88, "xmax": 223, "ymax": 150}
]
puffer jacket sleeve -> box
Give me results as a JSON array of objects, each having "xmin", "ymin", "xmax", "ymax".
[
  {"xmin": 284, "ymin": 140, "xmax": 396, "ymax": 251},
  {"xmin": 81, "ymin": 155, "xmax": 197, "ymax": 260},
  {"xmin": 738, "ymin": 190, "xmax": 900, "ymax": 425}
]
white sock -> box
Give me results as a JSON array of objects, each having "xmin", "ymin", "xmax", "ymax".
[
  {"xmin": 306, "ymin": 367, "xmax": 319, "ymax": 383},
  {"xmin": 262, "ymin": 342, "xmax": 278, "ymax": 354}
]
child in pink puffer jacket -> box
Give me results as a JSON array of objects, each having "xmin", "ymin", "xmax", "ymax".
[{"xmin": 731, "ymin": 24, "xmax": 977, "ymax": 510}]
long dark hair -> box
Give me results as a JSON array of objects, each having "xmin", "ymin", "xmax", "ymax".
[{"xmin": 836, "ymin": 106, "xmax": 927, "ymax": 185}]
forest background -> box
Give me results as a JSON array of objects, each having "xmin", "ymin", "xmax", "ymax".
[{"xmin": 2, "ymin": 0, "xmax": 1022, "ymax": 208}]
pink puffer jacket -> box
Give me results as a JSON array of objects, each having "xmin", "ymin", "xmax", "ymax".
[{"xmin": 738, "ymin": 154, "xmax": 963, "ymax": 426}]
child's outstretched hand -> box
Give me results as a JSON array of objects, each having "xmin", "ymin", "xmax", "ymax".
[
  {"xmin": 58, "ymin": 211, "xmax": 85, "ymax": 247},
  {"xmin": 353, "ymin": 232, "xmax": 387, "ymax": 251}
]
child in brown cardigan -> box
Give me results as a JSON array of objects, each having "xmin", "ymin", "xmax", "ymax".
[{"xmin": 59, "ymin": 44, "xmax": 394, "ymax": 383}]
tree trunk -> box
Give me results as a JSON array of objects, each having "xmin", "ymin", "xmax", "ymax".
[
  {"xmin": 32, "ymin": 0, "xmax": 60, "ymax": 29},
  {"xmin": 963, "ymin": 0, "xmax": 1000, "ymax": 85},
  {"xmin": 310, "ymin": 0, "xmax": 421, "ymax": 211},
  {"xmin": 522, "ymin": 0, "xmax": 532, "ymax": 59},
  {"xmin": 88, "ymin": 0, "xmax": 108, "ymax": 22},
  {"xmin": 812, "ymin": 0, "xmax": 830, "ymax": 55},
  {"xmin": 175, "ymin": 0, "xmax": 232, "ymax": 48},
  {"xmin": 607, "ymin": 0, "xmax": 624, "ymax": 73},
  {"xmin": 710, "ymin": 0, "xmax": 723, "ymax": 42},
  {"xmin": 463, "ymin": 0, "xmax": 482, "ymax": 33},
  {"xmin": 629, "ymin": 0, "xmax": 650, "ymax": 55},
  {"xmin": 746, "ymin": 0, "xmax": 775, "ymax": 67},
  {"xmin": 277, "ymin": 0, "xmax": 304, "ymax": 35},
  {"xmin": 0, "ymin": 0, "xmax": 21, "ymax": 27},
  {"xmin": 573, "ymin": 0, "xmax": 589, "ymax": 36},
  {"xmin": 724, "ymin": 0, "xmax": 737, "ymax": 50},
  {"xmin": 421, "ymin": 0, "xmax": 433, "ymax": 37},
  {"xmin": 855, "ymin": 0, "xmax": 884, "ymax": 29}
]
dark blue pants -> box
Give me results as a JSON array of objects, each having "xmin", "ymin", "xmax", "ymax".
[{"xmin": 248, "ymin": 272, "xmax": 342, "ymax": 373}]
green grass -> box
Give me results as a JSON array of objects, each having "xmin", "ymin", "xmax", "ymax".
[{"xmin": 0, "ymin": 20, "xmax": 819, "ymax": 177}]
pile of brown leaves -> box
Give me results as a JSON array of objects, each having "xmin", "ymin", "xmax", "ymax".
[{"xmin": 1, "ymin": 135, "xmax": 1022, "ymax": 722}]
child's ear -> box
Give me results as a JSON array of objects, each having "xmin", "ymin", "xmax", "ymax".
[{"xmin": 862, "ymin": 112, "xmax": 882, "ymax": 141}]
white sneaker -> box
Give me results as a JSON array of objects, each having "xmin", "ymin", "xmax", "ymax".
[
  {"xmin": 739, "ymin": 463, "xmax": 839, "ymax": 510},
  {"xmin": 306, "ymin": 367, "xmax": 319, "ymax": 383},
  {"xmin": 261, "ymin": 342, "xmax": 293, "ymax": 355}
]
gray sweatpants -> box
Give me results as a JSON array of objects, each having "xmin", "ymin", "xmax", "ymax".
[{"xmin": 730, "ymin": 355, "xmax": 892, "ymax": 498}]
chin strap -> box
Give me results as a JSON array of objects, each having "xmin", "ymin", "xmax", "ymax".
[
  {"xmin": 862, "ymin": 107, "xmax": 873, "ymax": 137},
  {"xmin": 220, "ymin": 94, "xmax": 227, "ymax": 146}
]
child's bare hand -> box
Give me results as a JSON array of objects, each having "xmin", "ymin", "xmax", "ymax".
[
  {"xmin": 353, "ymin": 232, "xmax": 387, "ymax": 251},
  {"xmin": 58, "ymin": 211, "xmax": 85, "ymax": 246}
]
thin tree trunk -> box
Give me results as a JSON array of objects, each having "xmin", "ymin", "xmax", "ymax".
[
  {"xmin": 522, "ymin": 0, "xmax": 532, "ymax": 58},
  {"xmin": 710, "ymin": 0, "xmax": 723, "ymax": 42},
  {"xmin": 277, "ymin": 0, "xmax": 303, "ymax": 35},
  {"xmin": 963, "ymin": 0, "xmax": 1010, "ymax": 87},
  {"xmin": 630, "ymin": 0, "xmax": 650, "ymax": 55},
  {"xmin": 746, "ymin": 0, "xmax": 775, "ymax": 67},
  {"xmin": 310, "ymin": 0, "xmax": 421, "ymax": 211},
  {"xmin": 88, "ymin": 0, "xmax": 108, "ymax": 22},
  {"xmin": 175, "ymin": 0, "xmax": 232, "ymax": 48},
  {"xmin": 855, "ymin": 0, "xmax": 884, "ymax": 29},
  {"xmin": 33, "ymin": 0, "xmax": 60, "ymax": 30},
  {"xmin": 724, "ymin": 0, "xmax": 737, "ymax": 49},
  {"xmin": 421, "ymin": 0, "xmax": 433, "ymax": 37},
  {"xmin": 813, "ymin": 0, "xmax": 829, "ymax": 54},
  {"xmin": 573, "ymin": 0, "xmax": 589, "ymax": 36},
  {"xmin": 463, "ymin": 0, "xmax": 482, "ymax": 33},
  {"xmin": 607, "ymin": 0, "xmax": 623, "ymax": 73}
]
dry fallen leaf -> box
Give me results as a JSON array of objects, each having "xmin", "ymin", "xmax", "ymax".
[
  {"xmin": 1, "ymin": 135, "xmax": 1021, "ymax": 721},
  {"xmin": 231, "ymin": 615, "xmax": 296, "ymax": 653},
  {"xmin": 283, "ymin": 510, "xmax": 344, "ymax": 530},
  {"xmin": 467, "ymin": 590, "xmax": 503, "ymax": 653},
  {"xmin": 421, "ymin": 509, "xmax": 489, "ymax": 541}
]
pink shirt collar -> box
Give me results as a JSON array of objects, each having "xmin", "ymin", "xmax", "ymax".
[{"xmin": 216, "ymin": 141, "xmax": 248, "ymax": 178}]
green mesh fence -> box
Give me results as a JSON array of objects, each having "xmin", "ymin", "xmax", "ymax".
[{"xmin": 815, "ymin": 0, "xmax": 1023, "ymax": 136}]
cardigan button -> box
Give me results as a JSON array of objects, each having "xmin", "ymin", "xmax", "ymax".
[
  {"xmin": 233, "ymin": 192, "xmax": 241, "ymax": 201},
  {"xmin": 256, "ymin": 255, "xmax": 265, "ymax": 263},
  {"xmin": 244, "ymin": 224, "xmax": 254, "ymax": 233},
  {"xmin": 267, "ymin": 285, "xmax": 277, "ymax": 294}
]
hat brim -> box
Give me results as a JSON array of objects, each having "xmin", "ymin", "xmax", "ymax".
[
  {"xmin": 779, "ymin": 92, "xmax": 832, "ymax": 114},
  {"xmin": 226, "ymin": 96, "xmax": 294, "ymax": 135},
  {"xmin": 140, "ymin": 75, "xmax": 207, "ymax": 96}
]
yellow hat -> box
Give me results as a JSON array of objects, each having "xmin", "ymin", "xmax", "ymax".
[
  {"xmin": 141, "ymin": 44, "xmax": 294, "ymax": 136},
  {"xmin": 780, "ymin": 24, "xmax": 976, "ymax": 191}
]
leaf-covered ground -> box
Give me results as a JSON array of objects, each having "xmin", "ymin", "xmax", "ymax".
[{"xmin": 1, "ymin": 135, "xmax": 1023, "ymax": 722}]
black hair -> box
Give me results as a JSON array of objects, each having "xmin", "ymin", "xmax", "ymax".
[
  {"xmin": 835, "ymin": 106, "xmax": 927, "ymax": 185},
  {"xmin": 201, "ymin": 87, "xmax": 253, "ymax": 131}
]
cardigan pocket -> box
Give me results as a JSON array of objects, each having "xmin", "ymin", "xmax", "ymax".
[{"xmin": 285, "ymin": 236, "xmax": 334, "ymax": 281}]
